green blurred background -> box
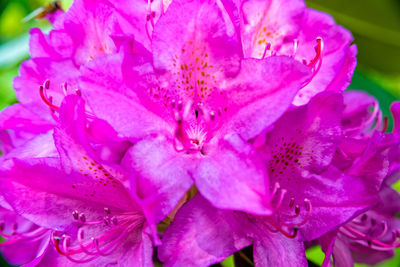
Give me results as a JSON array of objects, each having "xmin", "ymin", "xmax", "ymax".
[{"xmin": 0, "ymin": 0, "xmax": 399, "ymax": 266}]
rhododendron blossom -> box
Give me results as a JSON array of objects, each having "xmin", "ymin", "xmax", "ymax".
[{"xmin": 0, "ymin": 0, "xmax": 399, "ymax": 266}]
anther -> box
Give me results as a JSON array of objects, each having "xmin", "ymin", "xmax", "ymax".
[
  {"xmin": 62, "ymin": 82, "xmax": 68, "ymax": 95},
  {"xmin": 104, "ymin": 207, "xmax": 111, "ymax": 214},
  {"xmin": 361, "ymin": 214, "xmax": 368, "ymax": 222},
  {"xmin": 295, "ymin": 205, "xmax": 300, "ymax": 215},
  {"xmin": 79, "ymin": 229, "xmax": 84, "ymax": 239},
  {"xmin": 304, "ymin": 199, "xmax": 311, "ymax": 211},
  {"xmin": 292, "ymin": 39, "xmax": 298, "ymax": 57},
  {"xmin": 75, "ymin": 89, "xmax": 82, "ymax": 97},
  {"xmin": 210, "ymin": 111, "xmax": 215, "ymax": 121},
  {"xmin": 178, "ymin": 100, "xmax": 183, "ymax": 111},
  {"xmin": 44, "ymin": 79, "xmax": 50, "ymax": 89},
  {"xmin": 79, "ymin": 213, "xmax": 86, "ymax": 223},
  {"xmin": 289, "ymin": 198, "xmax": 295, "ymax": 208},
  {"xmin": 72, "ymin": 210, "xmax": 79, "ymax": 220}
]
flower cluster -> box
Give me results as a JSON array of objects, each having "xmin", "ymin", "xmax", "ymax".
[{"xmin": 0, "ymin": 0, "xmax": 399, "ymax": 266}]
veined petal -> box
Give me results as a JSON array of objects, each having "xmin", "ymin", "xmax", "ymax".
[
  {"xmin": 220, "ymin": 56, "xmax": 311, "ymax": 139},
  {"xmin": 241, "ymin": 0, "xmax": 305, "ymax": 58},
  {"xmin": 159, "ymin": 195, "xmax": 251, "ymax": 267},
  {"xmin": 292, "ymin": 9, "xmax": 357, "ymax": 106},
  {"xmin": 252, "ymin": 231, "xmax": 307, "ymax": 267},
  {"xmin": 193, "ymin": 133, "xmax": 271, "ymax": 215},
  {"xmin": 121, "ymin": 135, "xmax": 194, "ymax": 223},
  {"xmin": 80, "ymin": 54, "xmax": 171, "ymax": 139}
]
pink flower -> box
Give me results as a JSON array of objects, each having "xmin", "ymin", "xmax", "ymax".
[
  {"xmin": 80, "ymin": 0, "xmax": 312, "ymax": 215},
  {"xmin": 158, "ymin": 92, "xmax": 389, "ymax": 267},
  {"xmin": 0, "ymin": 95, "xmax": 177, "ymax": 265},
  {"xmin": 239, "ymin": 0, "xmax": 357, "ymax": 106}
]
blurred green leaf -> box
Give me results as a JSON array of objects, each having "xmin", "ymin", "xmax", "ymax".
[
  {"xmin": 0, "ymin": 2, "xmax": 26, "ymax": 39},
  {"xmin": 306, "ymin": 245, "xmax": 325, "ymax": 266},
  {"xmin": 221, "ymin": 255, "xmax": 235, "ymax": 267},
  {"xmin": 306, "ymin": 0, "xmax": 400, "ymax": 75},
  {"xmin": 0, "ymin": 67, "xmax": 17, "ymax": 109}
]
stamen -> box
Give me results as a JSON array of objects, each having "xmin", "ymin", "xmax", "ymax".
[
  {"xmin": 0, "ymin": 223, "xmax": 48, "ymax": 247},
  {"xmin": 62, "ymin": 82, "xmax": 68, "ymax": 96},
  {"xmin": 72, "ymin": 210, "xmax": 79, "ymax": 220},
  {"xmin": 292, "ymin": 39, "xmax": 299, "ymax": 58},
  {"xmin": 39, "ymin": 84, "xmax": 59, "ymax": 110},
  {"xmin": 79, "ymin": 213, "xmax": 86, "ymax": 223},
  {"xmin": 261, "ymin": 43, "xmax": 271, "ymax": 59},
  {"xmin": 339, "ymin": 218, "xmax": 400, "ymax": 251},
  {"xmin": 308, "ymin": 37, "xmax": 323, "ymax": 67}
]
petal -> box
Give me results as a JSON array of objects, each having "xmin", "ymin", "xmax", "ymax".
[
  {"xmin": 13, "ymin": 58, "xmax": 79, "ymax": 116},
  {"xmin": 79, "ymin": 53, "xmax": 171, "ymax": 139},
  {"xmin": 241, "ymin": 0, "xmax": 306, "ymax": 58},
  {"xmin": 292, "ymin": 9, "xmax": 357, "ymax": 106},
  {"xmin": 221, "ymin": 56, "xmax": 312, "ymax": 139},
  {"xmin": 121, "ymin": 135, "xmax": 194, "ymax": 223},
  {"xmin": 29, "ymin": 27, "xmax": 74, "ymax": 59},
  {"xmin": 105, "ymin": 0, "xmax": 166, "ymax": 50},
  {"xmin": 296, "ymin": 166, "xmax": 381, "ymax": 241},
  {"xmin": 0, "ymin": 103, "xmax": 53, "ymax": 151},
  {"xmin": 342, "ymin": 90, "xmax": 380, "ymax": 136},
  {"xmin": 159, "ymin": 195, "xmax": 251, "ymax": 267},
  {"xmin": 152, "ymin": 0, "xmax": 242, "ymax": 75},
  {"xmin": 54, "ymin": 94, "xmax": 128, "ymax": 183},
  {"xmin": 252, "ymin": 231, "xmax": 307, "ymax": 267},
  {"xmin": 332, "ymin": 238, "xmax": 354, "ymax": 267},
  {"xmin": 61, "ymin": 0, "xmax": 126, "ymax": 65},
  {"xmin": 0, "ymin": 157, "xmax": 134, "ymax": 230},
  {"xmin": 264, "ymin": 92, "xmax": 343, "ymax": 175},
  {"xmin": 193, "ymin": 133, "xmax": 271, "ymax": 215}
]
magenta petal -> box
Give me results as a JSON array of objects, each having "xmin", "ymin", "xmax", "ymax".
[
  {"xmin": 193, "ymin": 133, "xmax": 271, "ymax": 215},
  {"xmin": 79, "ymin": 54, "xmax": 171, "ymax": 139},
  {"xmin": 221, "ymin": 56, "xmax": 311, "ymax": 139},
  {"xmin": 0, "ymin": 208, "xmax": 50, "ymax": 266},
  {"xmin": 152, "ymin": 0, "xmax": 242, "ymax": 75},
  {"xmin": 29, "ymin": 27, "xmax": 74, "ymax": 59},
  {"xmin": 0, "ymin": 103, "xmax": 53, "ymax": 152},
  {"xmin": 292, "ymin": 9, "xmax": 357, "ymax": 106},
  {"xmin": 61, "ymin": 0, "xmax": 122, "ymax": 65},
  {"xmin": 159, "ymin": 195, "xmax": 251, "ymax": 267},
  {"xmin": 241, "ymin": 0, "xmax": 306, "ymax": 58},
  {"xmin": 121, "ymin": 135, "xmax": 194, "ymax": 223},
  {"xmin": 0, "ymin": 158, "xmax": 134, "ymax": 230},
  {"xmin": 13, "ymin": 58, "xmax": 79, "ymax": 116},
  {"xmin": 297, "ymin": 166, "xmax": 381, "ymax": 241},
  {"xmin": 265, "ymin": 92, "xmax": 343, "ymax": 174},
  {"xmin": 332, "ymin": 238, "xmax": 354, "ymax": 267},
  {"xmin": 252, "ymin": 232, "xmax": 307, "ymax": 267}
]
